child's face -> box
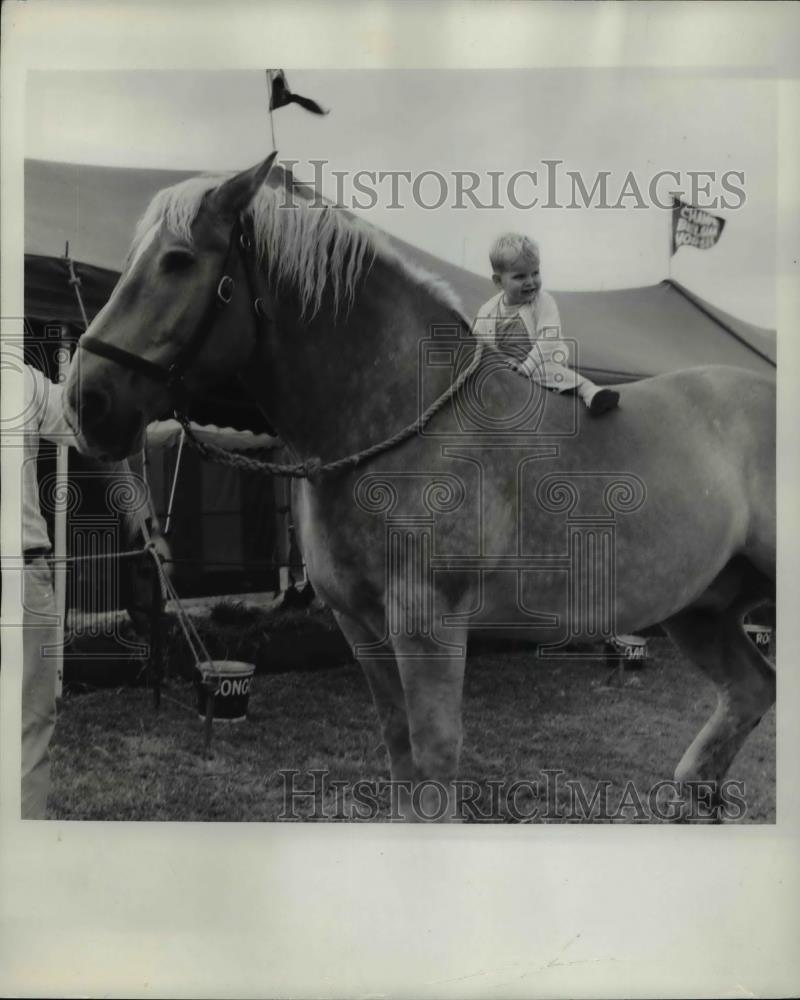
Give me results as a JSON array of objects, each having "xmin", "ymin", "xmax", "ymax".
[{"xmin": 493, "ymin": 254, "xmax": 541, "ymax": 306}]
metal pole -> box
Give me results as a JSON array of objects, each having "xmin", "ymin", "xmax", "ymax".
[
  {"xmin": 668, "ymin": 195, "xmax": 677, "ymax": 282},
  {"xmin": 150, "ymin": 563, "xmax": 163, "ymax": 709},
  {"xmin": 265, "ymin": 70, "xmax": 277, "ymax": 151},
  {"xmin": 164, "ymin": 427, "xmax": 186, "ymax": 536}
]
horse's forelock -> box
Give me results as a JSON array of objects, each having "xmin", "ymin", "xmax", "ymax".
[{"xmin": 126, "ymin": 175, "xmax": 227, "ymax": 271}]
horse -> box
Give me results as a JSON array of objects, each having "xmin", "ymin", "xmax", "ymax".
[{"xmin": 64, "ymin": 154, "xmax": 776, "ymax": 821}]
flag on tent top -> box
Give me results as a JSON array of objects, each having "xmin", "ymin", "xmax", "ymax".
[
  {"xmin": 268, "ymin": 70, "xmax": 329, "ymax": 115},
  {"xmin": 671, "ymin": 198, "xmax": 726, "ymax": 255}
]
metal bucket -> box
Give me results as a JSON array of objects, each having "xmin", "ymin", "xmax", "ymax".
[
  {"xmin": 606, "ymin": 634, "xmax": 649, "ymax": 667},
  {"xmin": 743, "ymin": 624, "xmax": 773, "ymax": 654},
  {"xmin": 196, "ymin": 660, "xmax": 255, "ymax": 723}
]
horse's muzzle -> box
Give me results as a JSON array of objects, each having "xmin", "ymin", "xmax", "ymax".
[{"xmin": 67, "ymin": 379, "xmax": 143, "ymax": 460}]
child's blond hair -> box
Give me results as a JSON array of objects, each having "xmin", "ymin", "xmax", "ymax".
[{"xmin": 489, "ymin": 233, "xmax": 540, "ymax": 273}]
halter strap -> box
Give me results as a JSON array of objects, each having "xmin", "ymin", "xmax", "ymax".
[{"xmin": 76, "ymin": 337, "xmax": 177, "ymax": 384}]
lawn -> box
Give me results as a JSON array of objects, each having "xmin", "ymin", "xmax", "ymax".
[{"xmin": 49, "ymin": 609, "xmax": 776, "ymax": 822}]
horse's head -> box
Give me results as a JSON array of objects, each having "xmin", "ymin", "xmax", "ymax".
[{"xmin": 65, "ymin": 153, "xmax": 277, "ymax": 459}]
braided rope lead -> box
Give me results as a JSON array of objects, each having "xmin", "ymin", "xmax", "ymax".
[{"xmin": 179, "ymin": 342, "xmax": 484, "ymax": 481}]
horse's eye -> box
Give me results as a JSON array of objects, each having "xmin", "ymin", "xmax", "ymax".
[{"xmin": 160, "ymin": 249, "xmax": 195, "ymax": 273}]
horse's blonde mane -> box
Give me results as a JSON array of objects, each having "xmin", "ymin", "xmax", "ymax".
[{"xmin": 129, "ymin": 171, "xmax": 464, "ymax": 320}]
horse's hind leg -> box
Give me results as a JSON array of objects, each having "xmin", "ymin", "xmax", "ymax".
[{"xmin": 662, "ymin": 600, "xmax": 775, "ymax": 797}]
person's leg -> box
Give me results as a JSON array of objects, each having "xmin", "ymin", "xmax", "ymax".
[
  {"xmin": 22, "ymin": 559, "xmax": 60, "ymax": 819},
  {"xmin": 572, "ymin": 373, "xmax": 620, "ymax": 415}
]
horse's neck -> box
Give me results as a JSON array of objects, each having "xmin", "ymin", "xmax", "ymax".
[{"xmin": 244, "ymin": 254, "xmax": 462, "ymax": 462}]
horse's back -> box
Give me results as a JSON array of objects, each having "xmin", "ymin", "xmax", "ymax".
[
  {"xmin": 621, "ymin": 364, "xmax": 774, "ymax": 415},
  {"xmin": 619, "ymin": 365, "xmax": 775, "ymax": 515},
  {"xmin": 584, "ymin": 365, "xmax": 774, "ymax": 471}
]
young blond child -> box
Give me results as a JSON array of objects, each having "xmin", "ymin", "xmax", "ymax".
[{"xmin": 472, "ymin": 233, "xmax": 620, "ymax": 416}]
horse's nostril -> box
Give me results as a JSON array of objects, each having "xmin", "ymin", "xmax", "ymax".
[{"xmin": 78, "ymin": 389, "xmax": 110, "ymax": 431}]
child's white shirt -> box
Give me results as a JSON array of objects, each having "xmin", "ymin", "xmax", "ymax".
[{"xmin": 472, "ymin": 289, "xmax": 571, "ymax": 375}]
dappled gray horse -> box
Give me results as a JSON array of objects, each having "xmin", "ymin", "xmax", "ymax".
[{"xmin": 65, "ymin": 155, "xmax": 775, "ymax": 820}]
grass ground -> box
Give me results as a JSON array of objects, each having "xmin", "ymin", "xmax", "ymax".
[{"xmin": 50, "ymin": 629, "xmax": 775, "ymax": 823}]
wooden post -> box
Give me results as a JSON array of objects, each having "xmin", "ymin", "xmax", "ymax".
[
  {"xmin": 204, "ymin": 677, "xmax": 216, "ymax": 758},
  {"xmin": 150, "ymin": 562, "xmax": 163, "ymax": 709}
]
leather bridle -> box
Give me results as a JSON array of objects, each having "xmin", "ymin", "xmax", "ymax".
[{"xmin": 78, "ymin": 213, "xmax": 273, "ymax": 416}]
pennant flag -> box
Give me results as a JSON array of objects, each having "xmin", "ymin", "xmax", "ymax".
[
  {"xmin": 671, "ymin": 198, "xmax": 726, "ymax": 255},
  {"xmin": 268, "ymin": 70, "xmax": 329, "ymax": 115}
]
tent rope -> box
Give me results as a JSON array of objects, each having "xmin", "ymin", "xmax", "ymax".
[
  {"xmin": 144, "ymin": 533, "xmax": 224, "ymax": 752},
  {"xmin": 140, "ymin": 522, "xmax": 223, "ymax": 699},
  {"xmin": 176, "ymin": 341, "xmax": 484, "ymax": 481},
  {"xmin": 64, "ymin": 242, "xmax": 90, "ymax": 331},
  {"xmin": 163, "ymin": 428, "xmax": 186, "ymax": 535}
]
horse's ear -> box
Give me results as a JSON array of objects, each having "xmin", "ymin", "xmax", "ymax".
[{"xmin": 211, "ymin": 152, "xmax": 278, "ymax": 219}]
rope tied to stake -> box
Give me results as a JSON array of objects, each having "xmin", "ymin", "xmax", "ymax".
[{"xmin": 141, "ymin": 528, "xmax": 224, "ymax": 753}]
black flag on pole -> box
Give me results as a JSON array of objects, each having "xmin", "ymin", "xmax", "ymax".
[
  {"xmin": 671, "ymin": 198, "xmax": 726, "ymax": 255},
  {"xmin": 269, "ymin": 70, "xmax": 329, "ymax": 115}
]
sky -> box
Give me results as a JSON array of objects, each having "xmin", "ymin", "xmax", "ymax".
[{"xmin": 24, "ymin": 68, "xmax": 778, "ymax": 327}]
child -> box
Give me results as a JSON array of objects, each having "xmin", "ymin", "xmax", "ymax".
[{"xmin": 472, "ymin": 233, "xmax": 620, "ymax": 416}]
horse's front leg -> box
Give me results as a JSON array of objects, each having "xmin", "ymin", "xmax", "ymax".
[
  {"xmin": 392, "ymin": 629, "xmax": 468, "ymax": 822},
  {"xmin": 332, "ymin": 611, "xmax": 415, "ymax": 783}
]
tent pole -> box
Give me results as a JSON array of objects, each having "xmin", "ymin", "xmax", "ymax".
[
  {"xmin": 164, "ymin": 428, "xmax": 186, "ymax": 536},
  {"xmin": 667, "ymin": 196, "xmax": 675, "ymax": 282}
]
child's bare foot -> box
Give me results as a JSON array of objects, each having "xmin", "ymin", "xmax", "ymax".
[{"xmin": 588, "ymin": 388, "xmax": 620, "ymax": 415}]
